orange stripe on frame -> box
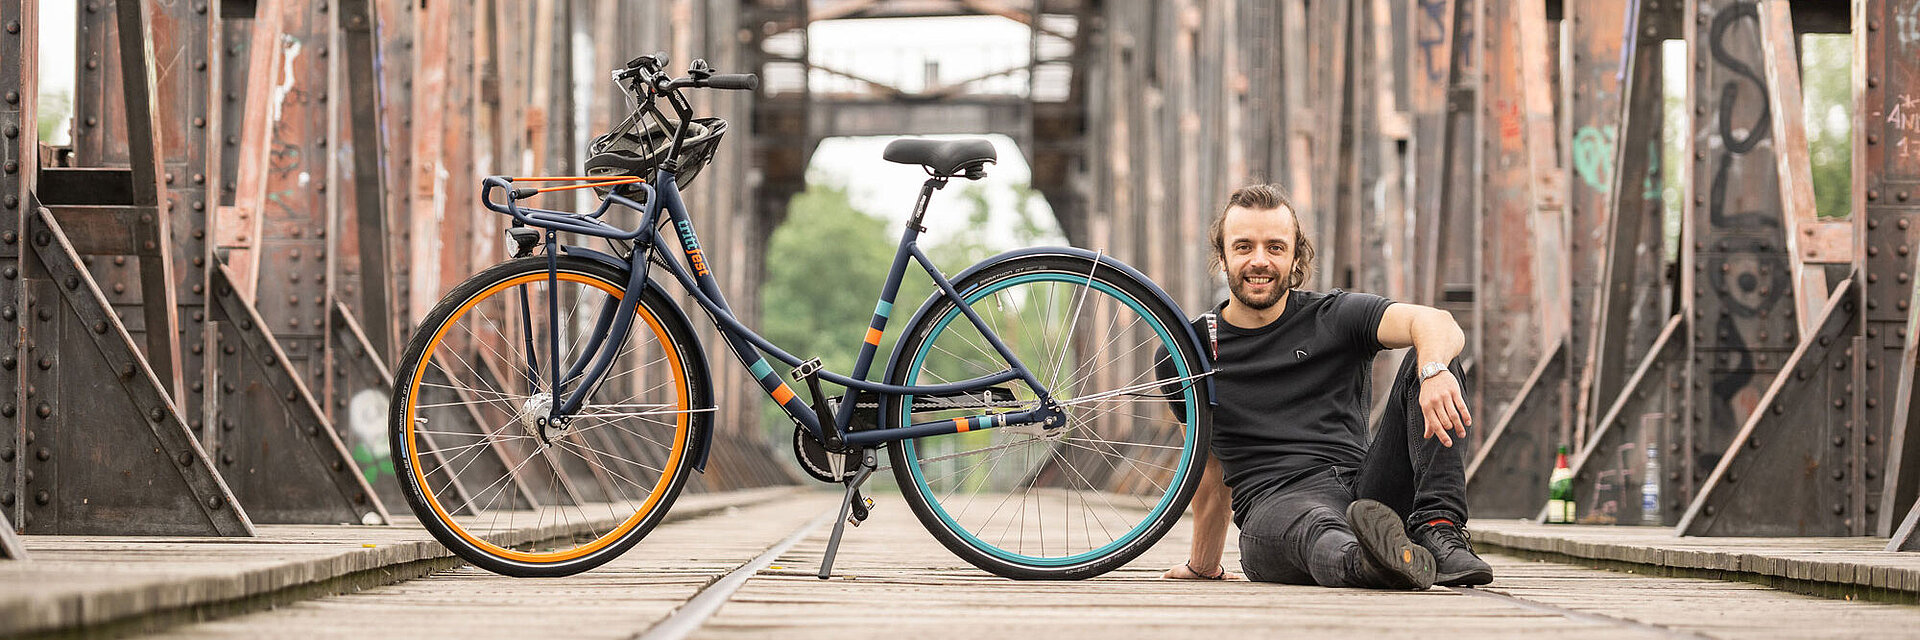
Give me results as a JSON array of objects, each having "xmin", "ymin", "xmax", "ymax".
[
  {"xmin": 771, "ymin": 383, "xmax": 796, "ymax": 405},
  {"xmin": 864, "ymin": 327, "xmax": 884, "ymax": 345},
  {"xmin": 952, "ymin": 417, "xmax": 969, "ymax": 433}
]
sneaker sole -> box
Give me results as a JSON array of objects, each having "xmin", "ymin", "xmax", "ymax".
[
  {"xmin": 1346, "ymin": 499, "xmax": 1436, "ymax": 590},
  {"xmin": 1435, "ymin": 566, "xmax": 1494, "ymax": 586}
]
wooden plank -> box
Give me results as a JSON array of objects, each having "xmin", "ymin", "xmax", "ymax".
[{"xmin": 0, "ymin": 488, "xmax": 799, "ymax": 637}]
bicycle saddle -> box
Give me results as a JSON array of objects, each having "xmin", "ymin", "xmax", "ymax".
[{"xmin": 882, "ymin": 138, "xmax": 996, "ymax": 178}]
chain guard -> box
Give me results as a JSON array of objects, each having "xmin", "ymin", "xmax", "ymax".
[{"xmin": 793, "ymin": 426, "xmax": 857, "ymax": 483}]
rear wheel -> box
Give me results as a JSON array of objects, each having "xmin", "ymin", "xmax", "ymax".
[
  {"xmin": 886, "ymin": 254, "xmax": 1211, "ymax": 579},
  {"xmin": 389, "ymin": 256, "xmax": 706, "ymax": 577}
]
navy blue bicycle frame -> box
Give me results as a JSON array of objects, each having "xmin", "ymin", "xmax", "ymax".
[{"xmin": 481, "ymin": 169, "xmax": 1060, "ymax": 450}]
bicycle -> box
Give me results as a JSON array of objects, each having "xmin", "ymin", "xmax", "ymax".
[{"xmin": 388, "ymin": 53, "xmax": 1216, "ymax": 581}]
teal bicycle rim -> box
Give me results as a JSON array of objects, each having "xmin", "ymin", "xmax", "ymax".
[{"xmin": 901, "ymin": 272, "xmax": 1197, "ymax": 567}]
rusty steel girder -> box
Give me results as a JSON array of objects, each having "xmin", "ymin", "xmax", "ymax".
[
  {"xmin": 1870, "ymin": 0, "xmax": 1920, "ymax": 547},
  {"xmin": 1564, "ymin": 0, "xmax": 1689, "ymax": 527},
  {"xmin": 1458, "ymin": 0, "xmax": 1568, "ymax": 518}
]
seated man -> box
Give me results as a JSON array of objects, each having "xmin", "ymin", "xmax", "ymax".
[{"xmin": 1158, "ymin": 184, "xmax": 1492, "ymax": 589}]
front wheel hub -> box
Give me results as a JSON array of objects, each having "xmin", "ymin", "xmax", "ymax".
[{"xmin": 519, "ymin": 392, "xmax": 554, "ymax": 440}]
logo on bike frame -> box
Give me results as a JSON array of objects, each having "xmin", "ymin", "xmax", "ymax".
[{"xmin": 677, "ymin": 220, "xmax": 711, "ymax": 276}]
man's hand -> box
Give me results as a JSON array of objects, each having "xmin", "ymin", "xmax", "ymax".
[
  {"xmin": 1420, "ymin": 370, "xmax": 1472, "ymax": 447},
  {"xmin": 1162, "ymin": 562, "xmax": 1244, "ymax": 581}
]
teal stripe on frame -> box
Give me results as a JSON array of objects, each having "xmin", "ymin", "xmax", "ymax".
[
  {"xmin": 875, "ymin": 300, "xmax": 892, "ymax": 318},
  {"xmin": 748, "ymin": 358, "xmax": 774, "ymax": 380}
]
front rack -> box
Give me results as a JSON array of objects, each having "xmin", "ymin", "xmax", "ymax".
[{"xmin": 480, "ymin": 175, "xmax": 657, "ymax": 242}]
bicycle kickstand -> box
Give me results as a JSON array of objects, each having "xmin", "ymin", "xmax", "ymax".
[{"xmin": 817, "ymin": 449, "xmax": 877, "ymax": 580}]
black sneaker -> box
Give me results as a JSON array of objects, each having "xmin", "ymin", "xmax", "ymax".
[
  {"xmin": 1410, "ymin": 519, "xmax": 1494, "ymax": 586},
  {"xmin": 1345, "ymin": 499, "xmax": 1435, "ymax": 590}
]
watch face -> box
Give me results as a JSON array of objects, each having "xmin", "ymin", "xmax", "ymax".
[{"xmin": 1421, "ymin": 363, "xmax": 1445, "ymax": 379}]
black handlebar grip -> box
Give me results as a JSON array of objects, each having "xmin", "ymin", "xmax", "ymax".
[{"xmin": 706, "ymin": 73, "xmax": 759, "ymax": 91}]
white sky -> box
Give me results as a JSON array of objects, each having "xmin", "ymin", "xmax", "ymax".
[
  {"xmin": 804, "ymin": 16, "xmax": 1059, "ymax": 247},
  {"xmin": 37, "ymin": 0, "xmax": 76, "ymax": 145}
]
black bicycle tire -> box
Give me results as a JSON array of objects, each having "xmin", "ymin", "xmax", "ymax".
[
  {"xmin": 389, "ymin": 255, "xmax": 708, "ymax": 578},
  {"xmin": 884, "ymin": 253, "xmax": 1213, "ymax": 580}
]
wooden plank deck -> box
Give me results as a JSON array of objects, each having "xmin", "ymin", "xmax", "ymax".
[
  {"xmin": 113, "ymin": 488, "xmax": 1920, "ymax": 639},
  {"xmin": 0, "ymin": 487, "xmax": 800, "ymax": 637},
  {"xmin": 1469, "ymin": 520, "xmax": 1920, "ymax": 601}
]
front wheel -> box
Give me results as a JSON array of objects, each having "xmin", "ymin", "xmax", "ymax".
[
  {"xmin": 886, "ymin": 253, "xmax": 1212, "ymax": 579},
  {"xmin": 389, "ymin": 255, "xmax": 708, "ymax": 577}
]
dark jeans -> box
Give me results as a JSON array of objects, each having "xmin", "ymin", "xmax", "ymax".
[{"xmin": 1236, "ymin": 355, "xmax": 1468, "ymax": 587}]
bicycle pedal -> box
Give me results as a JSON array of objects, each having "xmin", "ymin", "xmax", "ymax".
[
  {"xmin": 790, "ymin": 358, "xmax": 822, "ymax": 381},
  {"xmin": 848, "ymin": 496, "xmax": 874, "ymax": 526}
]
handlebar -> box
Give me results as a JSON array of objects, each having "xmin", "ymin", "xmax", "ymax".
[
  {"xmin": 703, "ymin": 74, "xmax": 759, "ymax": 90},
  {"xmin": 614, "ymin": 54, "xmax": 757, "ymax": 93}
]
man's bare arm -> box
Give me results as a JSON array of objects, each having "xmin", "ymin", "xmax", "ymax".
[
  {"xmin": 1376, "ymin": 303, "xmax": 1473, "ymax": 446},
  {"xmin": 1162, "ymin": 454, "xmax": 1241, "ymax": 580}
]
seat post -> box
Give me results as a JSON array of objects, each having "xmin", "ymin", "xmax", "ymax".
[{"xmin": 907, "ymin": 176, "xmax": 947, "ymax": 232}]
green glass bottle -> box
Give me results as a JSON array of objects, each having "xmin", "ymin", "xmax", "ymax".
[{"xmin": 1547, "ymin": 445, "xmax": 1574, "ymax": 524}]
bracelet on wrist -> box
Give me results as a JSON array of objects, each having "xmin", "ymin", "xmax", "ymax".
[{"xmin": 1185, "ymin": 560, "xmax": 1225, "ymax": 580}]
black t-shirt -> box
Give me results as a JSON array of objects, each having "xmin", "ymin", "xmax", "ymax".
[{"xmin": 1157, "ymin": 289, "xmax": 1395, "ymax": 521}]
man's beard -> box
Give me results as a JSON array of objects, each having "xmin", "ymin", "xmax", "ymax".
[{"xmin": 1228, "ymin": 268, "xmax": 1287, "ymax": 310}]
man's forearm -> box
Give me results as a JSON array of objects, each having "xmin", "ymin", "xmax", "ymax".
[
  {"xmin": 1188, "ymin": 455, "xmax": 1231, "ymax": 571},
  {"xmin": 1409, "ymin": 307, "xmax": 1465, "ymax": 365}
]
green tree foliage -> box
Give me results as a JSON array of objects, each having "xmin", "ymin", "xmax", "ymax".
[
  {"xmin": 1800, "ymin": 34, "xmax": 1851, "ymax": 219},
  {"xmin": 760, "ymin": 184, "xmax": 895, "ymax": 395},
  {"xmin": 37, "ymin": 90, "xmax": 69, "ymax": 144},
  {"xmin": 756, "ymin": 180, "xmax": 1056, "ymax": 441}
]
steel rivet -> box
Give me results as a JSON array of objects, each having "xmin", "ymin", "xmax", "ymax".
[
  {"xmin": 209, "ymin": 496, "xmax": 223, "ymax": 509},
  {"xmin": 35, "ymin": 403, "xmax": 48, "ymax": 418},
  {"xmin": 35, "ymin": 490, "xmax": 49, "ymax": 506}
]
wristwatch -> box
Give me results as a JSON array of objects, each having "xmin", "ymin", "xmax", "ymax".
[{"xmin": 1419, "ymin": 361, "xmax": 1449, "ymax": 381}]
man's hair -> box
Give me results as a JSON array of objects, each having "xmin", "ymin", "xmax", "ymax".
[{"xmin": 1209, "ymin": 183, "xmax": 1315, "ymax": 289}]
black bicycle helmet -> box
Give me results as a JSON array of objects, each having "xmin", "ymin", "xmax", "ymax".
[{"xmin": 584, "ymin": 113, "xmax": 729, "ymax": 196}]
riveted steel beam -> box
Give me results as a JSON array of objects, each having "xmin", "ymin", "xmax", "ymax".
[
  {"xmin": 1564, "ymin": 315, "xmax": 1688, "ymax": 526},
  {"xmin": 65, "ymin": 0, "xmax": 181, "ymax": 399},
  {"xmin": 1474, "ymin": 0, "xmax": 1553, "ymax": 430},
  {"xmin": 0, "ymin": 0, "xmax": 35, "ymax": 537},
  {"xmin": 150, "ymin": 0, "xmax": 222, "ymax": 444},
  {"xmin": 1866, "ymin": 0, "xmax": 1920, "ymax": 541},
  {"xmin": 335, "ymin": 0, "xmax": 392, "ymax": 361},
  {"xmin": 1425, "ymin": 0, "xmax": 1480, "ymax": 446},
  {"xmin": 244, "ymin": 0, "xmax": 329, "ymax": 393},
  {"xmin": 1464, "ymin": 337, "xmax": 1567, "ymax": 519},
  {"xmin": 18, "ymin": 204, "xmax": 251, "ymax": 535},
  {"xmin": 1680, "ymin": 0, "xmax": 1805, "ymax": 505},
  {"xmin": 1681, "ymin": 277, "xmax": 1860, "ymax": 536},
  {"xmin": 1565, "ymin": 0, "xmax": 1631, "ymax": 446},
  {"xmin": 328, "ymin": 301, "xmax": 406, "ymax": 509},
  {"xmin": 1579, "ymin": 0, "xmax": 1678, "ymax": 459},
  {"xmin": 208, "ymin": 263, "xmax": 387, "ymax": 525}
]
